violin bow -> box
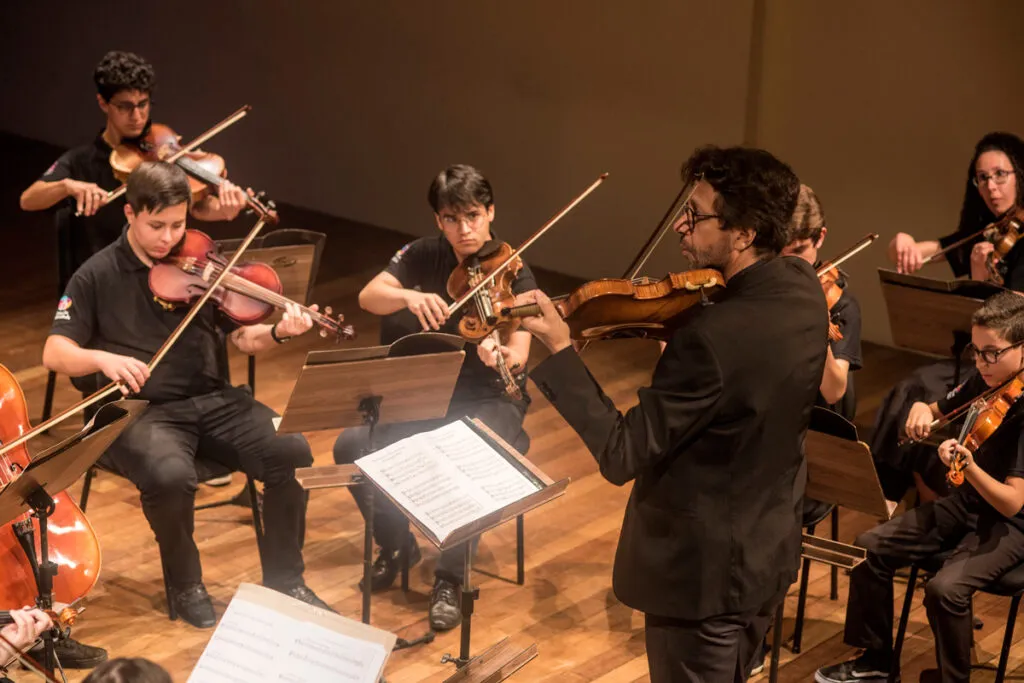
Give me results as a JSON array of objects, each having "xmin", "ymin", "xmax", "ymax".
[
  {"xmin": 622, "ymin": 176, "xmax": 702, "ymax": 281},
  {"xmin": 0, "ymin": 631, "xmax": 62, "ymax": 683},
  {"xmin": 816, "ymin": 233, "xmax": 879, "ymax": 278},
  {"xmin": 0, "ymin": 214, "xmax": 270, "ymax": 460},
  {"xmin": 102, "ymin": 105, "xmax": 252, "ymax": 205},
  {"xmin": 447, "ymin": 173, "xmax": 609, "ymax": 316},
  {"xmin": 920, "ymin": 228, "xmax": 987, "ymax": 267}
]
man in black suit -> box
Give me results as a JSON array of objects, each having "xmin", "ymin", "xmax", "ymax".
[{"xmin": 502, "ymin": 146, "xmax": 827, "ymax": 682}]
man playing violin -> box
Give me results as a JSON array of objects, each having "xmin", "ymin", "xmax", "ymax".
[
  {"xmin": 504, "ymin": 146, "xmax": 825, "ymax": 683},
  {"xmin": 817, "ymin": 290, "xmax": 1024, "ymax": 683},
  {"xmin": 19, "ymin": 50, "xmax": 250, "ymax": 283},
  {"xmin": 42, "ymin": 161, "xmax": 331, "ymax": 628},
  {"xmin": 332, "ymin": 164, "xmax": 536, "ymax": 630}
]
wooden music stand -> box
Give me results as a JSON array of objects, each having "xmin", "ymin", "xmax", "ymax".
[
  {"xmin": 878, "ymin": 269, "xmax": 1002, "ymax": 383},
  {"xmin": 281, "ymin": 337, "xmax": 465, "ymax": 641},
  {"xmin": 218, "ymin": 230, "xmax": 324, "ymax": 394}
]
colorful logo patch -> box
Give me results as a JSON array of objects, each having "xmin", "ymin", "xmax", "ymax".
[
  {"xmin": 390, "ymin": 243, "xmax": 412, "ymax": 264},
  {"xmin": 43, "ymin": 161, "xmax": 58, "ymax": 177},
  {"xmin": 54, "ymin": 295, "xmax": 72, "ymax": 321}
]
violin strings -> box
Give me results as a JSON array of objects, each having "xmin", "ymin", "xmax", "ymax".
[{"xmin": 185, "ymin": 260, "xmax": 330, "ymax": 327}]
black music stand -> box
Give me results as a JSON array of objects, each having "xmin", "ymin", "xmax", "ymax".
[
  {"xmin": 878, "ymin": 269, "xmax": 1003, "ymax": 384},
  {"xmin": 0, "ymin": 400, "xmax": 146, "ymax": 678},
  {"xmin": 281, "ymin": 333, "xmax": 465, "ymax": 648}
]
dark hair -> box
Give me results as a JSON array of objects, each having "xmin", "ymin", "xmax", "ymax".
[
  {"xmin": 789, "ymin": 184, "xmax": 826, "ymax": 244},
  {"xmin": 94, "ymin": 50, "xmax": 155, "ymax": 102},
  {"xmin": 126, "ymin": 161, "xmax": 192, "ymax": 214},
  {"xmin": 428, "ymin": 164, "xmax": 494, "ymax": 213},
  {"xmin": 972, "ymin": 290, "xmax": 1024, "ymax": 343},
  {"xmin": 681, "ymin": 146, "xmax": 800, "ymax": 256},
  {"xmin": 957, "ymin": 132, "xmax": 1024, "ymax": 234},
  {"xmin": 82, "ymin": 658, "xmax": 172, "ymax": 683}
]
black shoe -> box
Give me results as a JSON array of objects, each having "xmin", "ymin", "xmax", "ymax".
[
  {"xmin": 360, "ymin": 534, "xmax": 422, "ymax": 592},
  {"xmin": 815, "ymin": 653, "xmax": 891, "ymax": 683},
  {"xmin": 171, "ymin": 582, "xmax": 217, "ymax": 628},
  {"xmin": 28, "ymin": 637, "xmax": 108, "ymax": 669},
  {"xmin": 279, "ymin": 584, "xmax": 335, "ymax": 612},
  {"xmin": 429, "ymin": 578, "xmax": 461, "ymax": 631}
]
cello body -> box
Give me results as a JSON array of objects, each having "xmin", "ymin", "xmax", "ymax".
[{"xmin": 0, "ymin": 364, "xmax": 101, "ymax": 607}]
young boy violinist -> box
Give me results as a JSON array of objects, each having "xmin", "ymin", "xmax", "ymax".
[
  {"xmin": 19, "ymin": 50, "xmax": 249, "ymax": 284},
  {"xmin": 332, "ymin": 164, "xmax": 537, "ymax": 631},
  {"xmin": 42, "ymin": 161, "xmax": 331, "ymax": 629},
  {"xmin": 781, "ymin": 184, "xmax": 863, "ymax": 422},
  {"xmin": 816, "ymin": 290, "xmax": 1024, "ymax": 683}
]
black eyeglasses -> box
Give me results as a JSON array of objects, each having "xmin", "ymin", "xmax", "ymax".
[
  {"xmin": 678, "ymin": 205, "xmax": 723, "ymax": 237},
  {"xmin": 110, "ymin": 98, "xmax": 151, "ymax": 115},
  {"xmin": 973, "ymin": 169, "xmax": 1014, "ymax": 188},
  {"xmin": 965, "ymin": 339, "xmax": 1024, "ymax": 364}
]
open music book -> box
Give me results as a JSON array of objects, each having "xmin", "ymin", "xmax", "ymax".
[
  {"xmin": 355, "ymin": 418, "xmax": 569, "ymax": 550},
  {"xmin": 188, "ymin": 583, "xmax": 395, "ymax": 683}
]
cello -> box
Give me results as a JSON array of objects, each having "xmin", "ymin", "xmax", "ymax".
[{"xmin": 0, "ymin": 365, "xmax": 101, "ymax": 613}]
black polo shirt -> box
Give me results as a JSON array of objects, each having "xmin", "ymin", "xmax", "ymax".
[
  {"xmin": 39, "ymin": 132, "xmax": 127, "ymax": 280},
  {"xmin": 49, "ymin": 230, "xmax": 236, "ymax": 403},
  {"xmin": 817, "ymin": 271, "xmax": 863, "ymax": 422},
  {"xmin": 385, "ymin": 234, "xmax": 538, "ymax": 401},
  {"xmin": 937, "ymin": 373, "xmax": 1024, "ymax": 530}
]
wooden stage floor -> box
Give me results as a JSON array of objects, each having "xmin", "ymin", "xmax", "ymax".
[{"xmin": 1, "ymin": 132, "xmax": 1021, "ymax": 681}]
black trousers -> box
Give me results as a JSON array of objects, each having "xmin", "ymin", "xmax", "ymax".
[
  {"xmin": 333, "ymin": 395, "xmax": 528, "ymax": 584},
  {"xmin": 844, "ymin": 494, "xmax": 1024, "ymax": 682},
  {"xmin": 644, "ymin": 590, "xmax": 781, "ymax": 683},
  {"xmin": 100, "ymin": 385, "xmax": 313, "ymax": 589}
]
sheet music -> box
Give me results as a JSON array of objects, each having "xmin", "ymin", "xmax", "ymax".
[
  {"xmin": 189, "ymin": 587, "xmax": 388, "ymax": 683},
  {"xmin": 356, "ymin": 420, "xmax": 540, "ymax": 541}
]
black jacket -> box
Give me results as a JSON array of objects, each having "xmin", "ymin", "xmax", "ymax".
[{"xmin": 531, "ymin": 257, "xmax": 828, "ymax": 619}]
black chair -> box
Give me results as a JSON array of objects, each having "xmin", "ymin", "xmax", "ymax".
[{"xmin": 890, "ymin": 554, "xmax": 1024, "ymax": 683}]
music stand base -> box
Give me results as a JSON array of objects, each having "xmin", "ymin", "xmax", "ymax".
[{"xmin": 441, "ymin": 638, "xmax": 538, "ymax": 683}]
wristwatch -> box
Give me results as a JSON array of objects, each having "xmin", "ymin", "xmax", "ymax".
[{"xmin": 270, "ymin": 323, "xmax": 292, "ymax": 344}]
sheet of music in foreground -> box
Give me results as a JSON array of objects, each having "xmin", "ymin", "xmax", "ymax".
[
  {"xmin": 189, "ymin": 583, "xmax": 395, "ymax": 683},
  {"xmin": 355, "ymin": 418, "xmax": 543, "ymax": 547}
]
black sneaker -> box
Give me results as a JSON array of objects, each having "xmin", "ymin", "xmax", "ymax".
[
  {"xmin": 280, "ymin": 584, "xmax": 335, "ymax": 612},
  {"xmin": 360, "ymin": 534, "xmax": 422, "ymax": 592},
  {"xmin": 28, "ymin": 637, "xmax": 108, "ymax": 669},
  {"xmin": 429, "ymin": 579, "xmax": 461, "ymax": 631},
  {"xmin": 815, "ymin": 653, "xmax": 891, "ymax": 683}
]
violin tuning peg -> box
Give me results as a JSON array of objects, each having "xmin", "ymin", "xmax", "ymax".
[
  {"xmin": 324, "ymin": 306, "xmax": 332, "ymax": 316},
  {"xmin": 319, "ymin": 329, "xmax": 327, "ymax": 338}
]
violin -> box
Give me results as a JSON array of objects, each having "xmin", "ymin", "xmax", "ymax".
[
  {"xmin": 109, "ymin": 118, "xmax": 278, "ymax": 223},
  {"xmin": 446, "ymin": 241, "xmax": 526, "ymax": 399},
  {"xmin": 0, "ymin": 365, "xmax": 101, "ymax": 615},
  {"xmin": 982, "ymin": 206, "xmax": 1024, "ymax": 285},
  {"xmin": 504, "ymin": 269, "xmax": 726, "ymax": 341},
  {"xmin": 946, "ymin": 376, "xmax": 1024, "ymax": 486},
  {"xmin": 814, "ymin": 233, "xmax": 879, "ymax": 342},
  {"xmin": 149, "ymin": 229, "xmax": 355, "ymax": 341}
]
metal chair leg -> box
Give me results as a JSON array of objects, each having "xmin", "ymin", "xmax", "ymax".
[
  {"xmin": 994, "ymin": 594, "xmax": 1021, "ymax": 683},
  {"xmin": 889, "ymin": 565, "xmax": 919, "ymax": 683},
  {"xmin": 516, "ymin": 514, "xmax": 525, "ymax": 586},
  {"xmin": 79, "ymin": 467, "xmax": 96, "ymax": 513},
  {"xmin": 830, "ymin": 506, "xmax": 840, "ymax": 600},
  {"xmin": 40, "ymin": 371, "xmax": 57, "ymax": 423}
]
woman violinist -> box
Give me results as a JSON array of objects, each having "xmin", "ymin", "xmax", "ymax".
[
  {"xmin": 888, "ymin": 131, "xmax": 1024, "ymax": 280},
  {"xmin": 18, "ymin": 50, "xmax": 251, "ymax": 283},
  {"xmin": 871, "ymin": 132, "xmax": 1024, "ymax": 502},
  {"xmin": 815, "ymin": 290, "xmax": 1024, "ymax": 683}
]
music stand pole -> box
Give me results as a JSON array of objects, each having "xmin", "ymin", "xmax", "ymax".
[
  {"xmin": 28, "ymin": 488, "xmax": 58, "ymax": 676},
  {"xmin": 358, "ymin": 396, "xmax": 381, "ymax": 625}
]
